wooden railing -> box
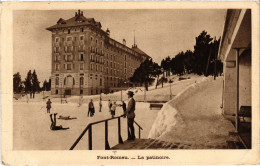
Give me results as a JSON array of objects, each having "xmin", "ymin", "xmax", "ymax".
[{"xmin": 69, "ymin": 115, "xmax": 143, "ymax": 150}]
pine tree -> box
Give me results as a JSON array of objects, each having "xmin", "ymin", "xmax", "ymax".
[
  {"xmin": 13, "ymin": 72, "xmax": 22, "ymax": 93},
  {"xmin": 25, "ymin": 70, "xmax": 32, "ymax": 94},
  {"xmin": 32, "ymin": 70, "xmax": 40, "ymax": 98}
]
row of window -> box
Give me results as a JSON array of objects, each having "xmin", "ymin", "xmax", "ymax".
[
  {"xmin": 55, "ymin": 77, "xmax": 103, "ymax": 86},
  {"xmin": 55, "ymin": 63, "xmax": 84, "ymax": 71},
  {"xmin": 55, "ymin": 35, "xmax": 103, "ymax": 46}
]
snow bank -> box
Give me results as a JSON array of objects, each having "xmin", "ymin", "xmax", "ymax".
[
  {"xmin": 148, "ymin": 76, "xmax": 213, "ymax": 139},
  {"xmin": 148, "ymin": 103, "xmax": 184, "ymax": 138}
]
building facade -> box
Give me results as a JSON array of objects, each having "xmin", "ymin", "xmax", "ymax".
[
  {"xmin": 218, "ymin": 9, "xmax": 251, "ymax": 116},
  {"xmin": 47, "ymin": 10, "xmax": 150, "ymax": 95}
]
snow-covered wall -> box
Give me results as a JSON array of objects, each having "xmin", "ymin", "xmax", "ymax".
[{"xmin": 148, "ymin": 77, "xmax": 212, "ymax": 139}]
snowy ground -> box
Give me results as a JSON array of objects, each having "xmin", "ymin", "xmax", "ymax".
[
  {"xmin": 13, "ymin": 101, "xmax": 160, "ymax": 150},
  {"xmin": 148, "ymin": 76, "xmax": 235, "ymax": 149},
  {"xmin": 13, "ymin": 74, "xmax": 214, "ymax": 150}
]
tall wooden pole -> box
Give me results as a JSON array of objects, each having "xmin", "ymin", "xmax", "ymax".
[{"xmin": 234, "ymin": 48, "xmax": 240, "ymax": 132}]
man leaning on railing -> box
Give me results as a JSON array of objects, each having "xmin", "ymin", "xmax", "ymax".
[{"xmin": 122, "ymin": 91, "xmax": 136, "ymax": 140}]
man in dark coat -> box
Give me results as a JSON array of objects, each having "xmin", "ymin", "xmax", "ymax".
[
  {"xmin": 88, "ymin": 99, "xmax": 95, "ymax": 117},
  {"xmin": 123, "ymin": 91, "xmax": 136, "ymax": 140},
  {"xmin": 46, "ymin": 99, "xmax": 52, "ymax": 113}
]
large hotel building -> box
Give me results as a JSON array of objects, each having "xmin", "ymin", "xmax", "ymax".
[{"xmin": 47, "ymin": 10, "xmax": 150, "ymax": 95}]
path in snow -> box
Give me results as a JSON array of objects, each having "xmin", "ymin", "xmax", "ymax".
[{"xmin": 149, "ymin": 77, "xmax": 235, "ymax": 149}]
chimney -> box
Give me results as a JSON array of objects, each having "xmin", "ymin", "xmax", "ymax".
[
  {"xmin": 75, "ymin": 12, "xmax": 78, "ymax": 16},
  {"xmin": 106, "ymin": 28, "xmax": 110, "ymax": 37},
  {"xmin": 81, "ymin": 11, "xmax": 83, "ymax": 16},
  {"xmin": 78, "ymin": 10, "xmax": 81, "ymax": 16},
  {"xmin": 123, "ymin": 39, "xmax": 126, "ymax": 45}
]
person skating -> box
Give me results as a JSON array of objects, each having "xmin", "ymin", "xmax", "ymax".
[
  {"xmin": 50, "ymin": 113, "xmax": 69, "ymax": 130},
  {"xmin": 111, "ymin": 101, "xmax": 117, "ymax": 118},
  {"xmin": 46, "ymin": 99, "xmax": 52, "ymax": 113},
  {"xmin": 99, "ymin": 98, "xmax": 102, "ymax": 112},
  {"xmin": 123, "ymin": 91, "xmax": 136, "ymax": 140},
  {"xmin": 88, "ymin": 99, "xmax": 95, "ymax": 117}
]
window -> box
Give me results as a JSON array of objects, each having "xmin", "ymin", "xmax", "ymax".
[
  {"xmin": 91, "ymin": 37, "xmax": 93, "ymax": 41},
  {"xmin": 55, "ymin": 89, "xmax": 58, "ymax": 94},
  {"xmin": 80, "ymin": 63, "xmax": 84, "ymax": 70},
  {"xmin": 55, "ymin": 37, "xmax": 59, "ymax": 42},
  {"xmin": 111, "ymin": 69, "xmax": 112, "ymax": 75},
  {"xmin": 96, "ymin": 39, "xmax": 97, "ymax": 44},
  {"xmin": 96, "ymin": 48, "xmax": 98, "ymax": 54},
  {"xmin": 111, "ymin": 62, "xmax": 112, "ymax": 68},
  {"xmin": 67, "ymin": 37, "xmax": 72, "ymax": 41},
  {"xmin": 96, "ymin": 89, "xmax": 98, "ymax": 94},
  {"xmin": 80, "ymin": 77, "xmax": 84, "ymax": 85},
  {"xmin": 96, "ymin": 56, "xmax": 98, "ymax": 63},
  {"xmin": 80, "ymin": 54, "xmax": 84, "ymax": 61},
  {"xmin": 55, "ymin": 77, "xmax": 59, "ymax": 85},
  {"xmin": 91, "ymin": 64, "xmax": 93, "ymax": 70},
  {"xmin": 68, "ymin": 29, "xmax": 70, "ymax": 34},
  {"xmin": 67, "ymin": 64, "xmax": 71, "ymax": 70},
  {"xmin": 55, "ymin": 64, "xmax": 60, "ymax": 71},
  {"xmin": 91, "ymin": 90, "xmax": 93, "ymax": 95},
  {"xmin": 67, "ymin": 54, "xmax": 72, "ymax": 62},
  {"xmin": 101, "ymin": 66, "xmax": 103, "ymax": 72},
  {"xmin": 80, "ymin": 36, "xmax": 84, "ymax": 40},
  {"xmin": 80, "ymin": 90, "xmax": 83, "ymax": 94},
  {"xmin": 81, "ymin": 28, "xmax": 84, "ymax": 32},
  {"xmin": 96, "ymin": 65, "xmax": 98, "ymax": 71}
]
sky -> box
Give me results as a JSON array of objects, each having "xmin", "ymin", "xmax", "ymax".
[{"xmin": 13, "ymin": 9, "xmax": 226, "ymax": 82}]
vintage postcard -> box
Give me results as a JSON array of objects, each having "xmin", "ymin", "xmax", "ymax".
[{"xmin": 1, "ymin": 1, "xmax": 259, "ymax": 165}]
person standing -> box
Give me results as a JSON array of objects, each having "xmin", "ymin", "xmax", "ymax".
[
  {"xmin": 123, "ymin": 91, "xmax": 136, "ymax": 140},
  {"xmin": 108, "ymin": 99, "xmax": 112, "ymax": 112},
  {"xmin": 46, "ymin": 99, "xmax": 52, "ymax": 113},
  {"xmin": 111, "ymin": 101, "xmax": 117, "ymax": 118},
  {"xmin": 88, "ymin": 99, "xmax": 95, "ymax": 117},
  {"xmin": 99, "ymin": 98, "xmax": 102, "ymax": 112},
  {"xmin": 120, "ymin": 101, "xmax": 126, "ymax": 118}
]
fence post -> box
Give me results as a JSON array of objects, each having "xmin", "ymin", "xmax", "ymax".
[
  {"xmin": 118, "ymin": 117, "xmax": 123, "ymax": 144},
  {"xmin": 105, "ymin": 120, "xmax": 110, "ymax": 150},
  {"xmin": 88, "ymin": 125, "xmax": 92, "ymax": 150}
]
